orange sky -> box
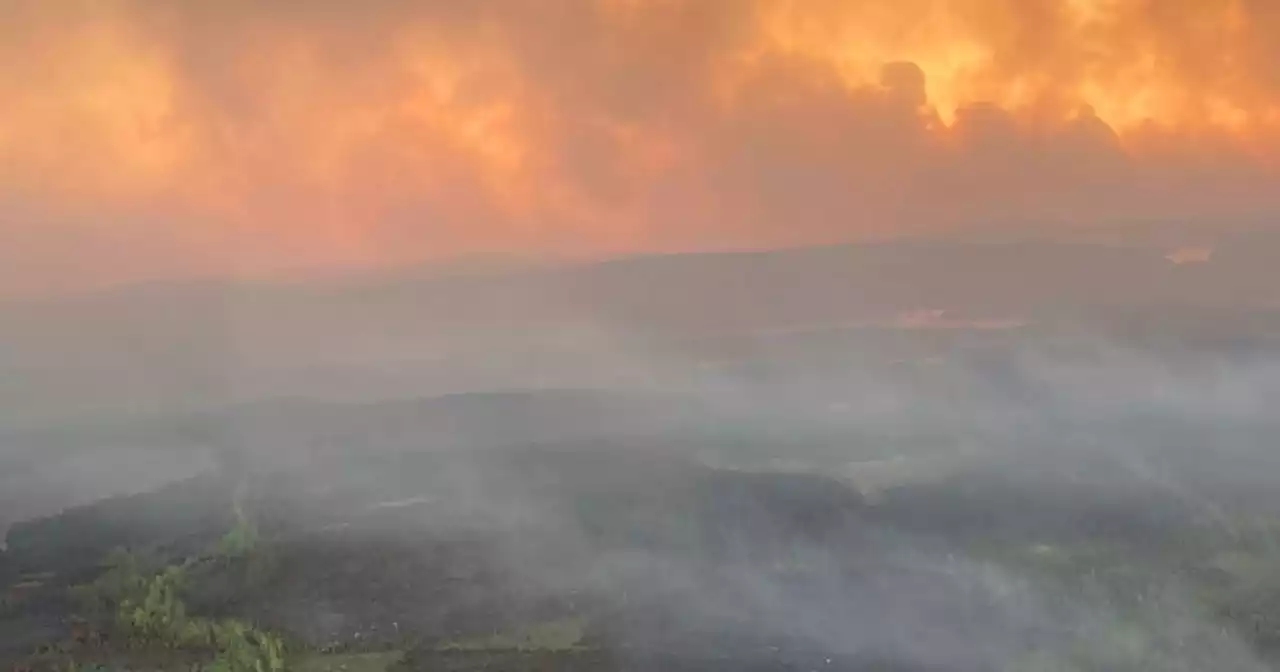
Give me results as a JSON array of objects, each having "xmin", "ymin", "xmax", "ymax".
[{"xmin": 3, "ymin": 0, "xmax": 1280, "ymax": 295}]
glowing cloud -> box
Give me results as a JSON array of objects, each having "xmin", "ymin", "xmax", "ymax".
[{"xmin": 2, "ymin": 0, "xmax": 1279, "ymax": 294}]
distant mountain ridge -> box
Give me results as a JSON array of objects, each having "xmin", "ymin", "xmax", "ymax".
[{"xmin": 2, "ymin": 236, "xmax": 1277, "ymax": 426}]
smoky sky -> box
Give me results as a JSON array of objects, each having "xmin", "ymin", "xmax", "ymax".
[{"xmin": 3, "ymin": 0, "xmax": 1280, "ymax": 295}]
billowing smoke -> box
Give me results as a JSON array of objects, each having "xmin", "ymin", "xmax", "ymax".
[{"xmin": 3, "ymin": 0, "xmax": 1280, "ymax": 294}]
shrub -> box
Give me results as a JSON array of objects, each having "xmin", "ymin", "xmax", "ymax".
[
  {"xmin": 217, "ymin": 514, "xmax": 259, "ymax": 560},
  {"xmin": 70, "ymin": 548, "xmax": 157, "ymax": 617},
  {"xmin": 117, "ymin": 566, "xmax": 187, "ymax": 647},
  {"xmin": 208, "ymin": 620, "xmax": 288, "ymax": 672}
]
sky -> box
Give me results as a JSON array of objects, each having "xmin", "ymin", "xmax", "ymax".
[{"xmin": 3, "ymin": 0, "xmax": 1280, "ymax": 296}]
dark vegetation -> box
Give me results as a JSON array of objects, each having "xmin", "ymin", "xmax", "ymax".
[{"xmin": 7, "ymin": 431, "xmax": 1280, "ymax": 671}]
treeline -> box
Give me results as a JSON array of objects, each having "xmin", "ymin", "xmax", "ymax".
[{"xmin": 5, "ymin": 475, "xmax": 236, "ymax": 579}]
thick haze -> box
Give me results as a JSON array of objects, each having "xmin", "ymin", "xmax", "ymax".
[{"xmin": 4, "ymin": 0, "xmax": 1280, "ymax": 295}]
